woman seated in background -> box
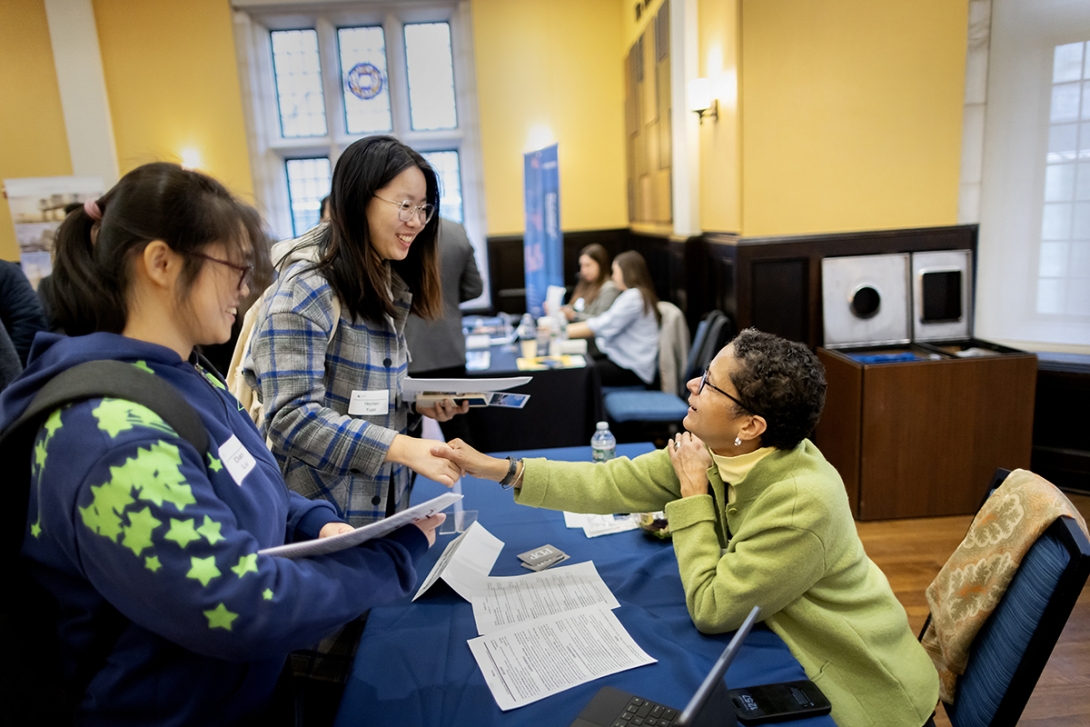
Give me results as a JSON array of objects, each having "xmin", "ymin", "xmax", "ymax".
[
  {"xmin": 434, "ymin": 329, "xmax": 940, "ymax": 727},
  {"xmin": 561, "ymin": 243, "xmax": 620, "ymax": 322},
  {"xmin": 567, "ymin": 250, "xmax": 660, "ymax": 388}
]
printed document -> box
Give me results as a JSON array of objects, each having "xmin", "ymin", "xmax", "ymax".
[
  {"xmin": 258, "ymin": 493, "xmax": 462, "ymax": 559},
  {"xmin": 471, "ymin": 560, "xmax": 620, "ymax": 635},
  {"xmin": 413, "ymin": 521, "xmax": 503, "ymax": 602},
  {"xmin": 468, "ymin": 605, "xmax": 657, "ymax": 711}
]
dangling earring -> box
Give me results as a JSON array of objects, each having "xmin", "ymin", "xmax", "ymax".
[{"xmin": 734, "ymin": 435, "xmax": 742, "ymax": 447}]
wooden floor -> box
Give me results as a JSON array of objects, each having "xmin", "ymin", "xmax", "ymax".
[{"xmin": 855, "ymin": 492, "xmax": 1090, "ymax": 727}]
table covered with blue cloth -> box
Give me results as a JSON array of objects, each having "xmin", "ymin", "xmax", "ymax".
[{"xmin": 334, "ymin": 443, "xmax": 836, "ymax": 727}]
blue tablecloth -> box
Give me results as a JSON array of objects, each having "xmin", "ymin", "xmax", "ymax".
[{"xmin": 335, "ymin": 444, "xmax": 835, "ymax": 727}]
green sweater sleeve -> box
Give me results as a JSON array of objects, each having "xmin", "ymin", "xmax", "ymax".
[{"xmin": 514, "ymin": 447, "xmax": 681, "ymax": 515}]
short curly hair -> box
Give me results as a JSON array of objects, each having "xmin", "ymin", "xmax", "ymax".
[{"xmin": 727, "ymin": 328, "xmax": 827, "ymax": 450}]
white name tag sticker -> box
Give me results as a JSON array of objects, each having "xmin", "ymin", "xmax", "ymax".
[
  {"xmin": 218, "ymin": 434, "xmax": 257, "ymax": 486},
  {"xmin": 349, "ymin": 389, "xmax": 389, "ymax": 416}
]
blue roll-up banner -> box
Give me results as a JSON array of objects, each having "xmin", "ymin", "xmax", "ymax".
[{"xmin": 523, "ymin": 144, "xmax": 563, "ymax": 317}]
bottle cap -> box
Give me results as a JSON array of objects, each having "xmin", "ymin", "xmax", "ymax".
[{"xmin": 596, "ymin": 421, "xmax": 609, "ymax": 429}]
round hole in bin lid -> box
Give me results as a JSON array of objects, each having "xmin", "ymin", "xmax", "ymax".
[{"xmin": 850, "ymin": 285, "xmax": 881, "ymax": 320}]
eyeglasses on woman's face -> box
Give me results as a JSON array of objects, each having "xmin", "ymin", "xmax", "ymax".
[
  {"xmin": 698, "ymin": 367, "xmax": 762, "ymax": 418},
  {"xmin": 191, "ymin": 252, "xmax": 254, "ymax": 291},
  {"xmin": 373, "ymin": 195, "xmax": 436, "ymax": 225}
]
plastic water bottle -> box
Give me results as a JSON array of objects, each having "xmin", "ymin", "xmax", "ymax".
[{"xmin": 591, "ymin": 421, "xmax": 617, "ymax": 462}]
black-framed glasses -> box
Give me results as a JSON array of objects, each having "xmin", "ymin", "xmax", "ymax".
[
  {"xmin": 699, "ymin": 367, "xmax": 764, "ymax": 418},
  {"xmin": 374, "ymin": 195, "xmax": 436, "ymax": 225},
  {"xmin": 191, "ymin": 252, "xmax": 254, "ymax": 291}
]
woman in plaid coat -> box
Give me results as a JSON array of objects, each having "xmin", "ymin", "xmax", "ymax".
[{"xmin": 251, "ymin": 136, "xmax": 468, "ymax": 703}]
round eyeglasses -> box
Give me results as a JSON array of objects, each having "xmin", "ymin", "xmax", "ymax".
[
  {"xmin": 191, "ymin": 252, "xmax": 254, "ymax": 291},
  {"xmin": 698, "ymin": 367, "xmax": 765, "ymax": 418},
  {"xmin": 374, "ymin": 195, "xmax": 436, "ymax": 225}
]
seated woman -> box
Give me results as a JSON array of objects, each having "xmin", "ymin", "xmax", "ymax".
[
  {"xmin": 0, "ymin": 162, "xmax": 445, "ymax": 725},
  {"xmin": 561, "ymin": 243, "xmax": 620, "ymax": 322},
  {"xmin": 566, "ymin": 250, "xmax": 660, "ymax": 388},
  {"xmin": 435, "ymin": 328, "xmax": 940, "ymax": 727}
]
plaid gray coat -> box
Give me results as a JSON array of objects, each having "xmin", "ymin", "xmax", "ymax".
[{"xmin": 251, "ymin": 258, "xmax": 413, "ymax": 527}]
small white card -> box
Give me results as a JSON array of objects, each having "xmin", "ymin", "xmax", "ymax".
[
  {"xmin": 348, "ymin": 389, "xmax": 389, "ymax": 416},
  {"xmin": 218, "ymin": 434, "xmax": 257, "ymax": 486}
]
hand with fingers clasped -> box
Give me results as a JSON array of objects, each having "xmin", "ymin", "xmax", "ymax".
[
  {"xmin": 416, "ymin": 397, "xmax": 470, "ymax": 423},
  {"xmin": 430, "ymin": 438, "xmax": 513, "ymax": 482},
  {"xmin": 385, "ymin": 435, "xmax": 465, "ymax": 486},
  {"xmin": 668, "ymin": 431, "xmax": 713, "ymax": 498}
]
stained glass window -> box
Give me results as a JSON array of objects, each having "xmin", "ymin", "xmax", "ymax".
[
  {"xmin": 270, "ymin": 30, "xmax": 328, "ymax": 138},
  {"xmin": 338, "ymin": 26, "xmax": 393, "ymax": 134},
  {"xmin": 285, "ymin": 158, "xmax": 332, "ymax": 236},
  {"xmin": 1040, "ymin": 41, "xmax": 1090, "ymax": 317},
  {"xmin": 422, "ymin": 150, "xmax": 463, "ymax": 223},
  {"xmin": 404, "ymin": 23, "xmax": 458, "ymax": 131}
]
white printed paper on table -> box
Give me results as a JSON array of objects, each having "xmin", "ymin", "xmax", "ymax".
[
  {"xmin": 258, "ymin": 493, "xmax": 462, "ymax": 559},
  {"xmin": 413, "ymin": 521, "xmax": 504, "ymax": 602},
  {"xmin": 468, "ymin": 605, "xmax": 657, "ymax": 711},
  {"xmin": 563, "ymin": 512, "xmax": 642, "ymax": 538},
  {"xmin": 470, "ymin": 560, "xmax": 620, "ymax": 635}
]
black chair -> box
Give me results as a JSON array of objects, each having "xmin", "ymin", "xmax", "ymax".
[{"xmin": 923, "ymin": 468, "xmax": 1090, "ymax": 727}]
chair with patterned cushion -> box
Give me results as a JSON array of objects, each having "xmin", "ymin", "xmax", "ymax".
[{"xmin": 921, "ymin": 468, "xmax": 1090, "ymax": 727}]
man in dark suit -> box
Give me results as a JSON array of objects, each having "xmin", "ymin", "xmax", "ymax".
[{"xmin": 405, "ymin": 218, "xmax": 483, "ymax": 444}]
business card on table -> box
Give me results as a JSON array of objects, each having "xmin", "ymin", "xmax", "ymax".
[
  {"xmin": 490, "ymin": 392, "xmax": 530, "ymax": 409},
  {"xmin": 517, "ymin": 544, "xmax": 570, "ymax": 571}
]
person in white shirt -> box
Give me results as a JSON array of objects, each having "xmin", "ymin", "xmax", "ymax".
[{"xmin": 567, "ymin": 250, "xmax": 660, "ymax": 387}]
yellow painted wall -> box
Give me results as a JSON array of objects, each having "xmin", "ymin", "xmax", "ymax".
[
  {"xmin": 473, "ymin": 0, "xmax": 627, "ymax": 235},
  {"xmin": 698, "ymin": 0, "xmax": 741, "ymax": 234},
  {"xmin": 741, "ymin": 0, "xmax": 967, "ymax": 236},
  {"xmin": 0, "ymin": 0, "xmax": 72, "ymax": 261},
  {"xmin": 93, "ymin": 0, "xmax": 253, "ymax": 199}
]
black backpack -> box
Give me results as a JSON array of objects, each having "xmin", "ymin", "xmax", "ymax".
[{"xmin": 0, "ymin": 360, "xmax": 209, "ymax": 725}]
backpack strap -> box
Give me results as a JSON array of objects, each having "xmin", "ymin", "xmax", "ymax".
[{"xmin": 0, "ymin": 360, "xmax": 209, "ymax": 724}]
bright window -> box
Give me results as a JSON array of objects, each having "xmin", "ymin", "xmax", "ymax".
[{"xmin": 233, "ymin": 2, "xmax": 488, "ymax": 307}]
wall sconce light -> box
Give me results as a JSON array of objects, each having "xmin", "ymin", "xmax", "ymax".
[{"xmin": 687, "ymin": 78, "xmax": 718, "ymax": 124}]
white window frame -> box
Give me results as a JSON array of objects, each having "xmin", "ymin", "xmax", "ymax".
[{"xmin": 231, "ymin": 0, "xmax": 489, "ymax": 306}]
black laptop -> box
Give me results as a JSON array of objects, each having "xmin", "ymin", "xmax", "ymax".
[{"xmin": 569, "ymin": 606, "xmax": 761, "ymax": 727}]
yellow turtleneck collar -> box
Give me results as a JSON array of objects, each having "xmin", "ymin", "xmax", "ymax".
[{"xmin": 710, "ymin": 446, "xmax": 776, "ymax": 504}]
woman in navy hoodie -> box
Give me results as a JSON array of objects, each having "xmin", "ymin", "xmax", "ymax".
[{"xmin": 0, "ymin": 162, "xmax": 446, "ymax": 725}]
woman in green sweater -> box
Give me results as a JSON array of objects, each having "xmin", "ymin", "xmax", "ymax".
[{"xmin": 436, "ymin": 328, "xmax": 939, "ymax": 727}]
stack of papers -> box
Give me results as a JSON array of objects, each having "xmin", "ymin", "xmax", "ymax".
[
  {"xmin": 516, "ymin": 354, "xmax": 587, "ymax": 371},
  {"xmin": 415, "ymin": 522, "xmax": 656, "ymax": 710},
  {"xmin": 403, "ymin": 376, "xmax": 532, "ymax": 409},
  {"xmin": 563, "ymin": 512, "xmax": 643, "ymax": 538}
]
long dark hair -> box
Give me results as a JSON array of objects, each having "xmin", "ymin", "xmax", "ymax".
[
  {"xmin": 570, "ymin": 243, "xmax": 611, "ymax": 306},
  {"xmin": 315, "ymin": 136, "xmax": 441, "ymax": 322},
  {"xmin": 52, "ymin": 162, "xmax": 271, "ymax": 336},
  {"xmin": 613, "ymin": 250, "xmax": 661, "ymax": 324}
]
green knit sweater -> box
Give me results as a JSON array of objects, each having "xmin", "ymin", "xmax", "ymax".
[{"xmin": 515, "ymin": 440, "xmax": 938, "ymax": 727}]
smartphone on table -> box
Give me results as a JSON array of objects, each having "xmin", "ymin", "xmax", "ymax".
[{"xmin": 726, "ymin": 679, "xmax": 831, "ymax": 724}]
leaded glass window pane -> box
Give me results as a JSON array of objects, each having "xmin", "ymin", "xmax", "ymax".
[
  {"xmin": 338, "ymin": 26, "xmax": 393, "ymax": 134},
  {"xmin": 404, "ymin": 23, "xmax": 458, "ymax": 131},
  {"xmin": 422, "ymin": 150, "xmax": 463, "ymax": 223},
  {"xmin": 286, "ymin": 158, "xmax": 331, "ymax": 236},
  {"xmin": 270, "ymin": 30, "xmax": 328, "ymax": 138}
]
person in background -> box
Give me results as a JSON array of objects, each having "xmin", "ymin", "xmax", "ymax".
[
  {"xmin": 566, "ymin": 250, "xmax": 660, "ymax": 388},
  {"xmin": 0, "ymin": 323, "xmax": 21, "ymax": 390},
  {"xmin": 561, "ymin": 243, "xmax": 619, "ymax": 322},
  {"xmin": 250, "ymin": 135, "xmax": 467, "ymax": 700},
  {"xmin": 0, "ymin": 258, "xmax": 48, "ymax": 366},
  {"xmin": 434, "ymin": 329, "xmax": 940, "ymax": 727},
  {"xmin": 404, "ymin": 217, "xmax": 483, "ymax": 445},
  {"xmin": 0, "ymin": 162, "xmax": 445, "ymax": 726},
  {"xmin": 319, "ymin": 195, "xmax": 331, "ymax": 223}
]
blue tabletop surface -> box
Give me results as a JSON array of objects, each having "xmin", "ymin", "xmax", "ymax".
[{"xmin": 334, "ymin": 444, "xmax": 835, "ymax": 727}]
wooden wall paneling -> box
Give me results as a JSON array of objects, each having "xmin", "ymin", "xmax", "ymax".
[{"xmin": 814, "ymin": 349, "xmax": 863, "ymax": 514}]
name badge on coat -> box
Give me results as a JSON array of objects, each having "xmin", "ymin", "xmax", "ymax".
[{"xmin": 349, "ymin": 389, "xmax": 389, "ymax": 416}]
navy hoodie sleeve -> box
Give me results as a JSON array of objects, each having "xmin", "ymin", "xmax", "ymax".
[{"xmin": 27, "ymin": 398, "xmax": 428, "ymax": 662}]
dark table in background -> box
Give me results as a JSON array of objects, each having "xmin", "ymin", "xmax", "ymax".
[
  {"xmin": 459, "ymin": 324, "xmax": 602, "ymax": 452},
  {"xmin": 335, "ymin": 443, "xmax": 836, "ymax": 727}
]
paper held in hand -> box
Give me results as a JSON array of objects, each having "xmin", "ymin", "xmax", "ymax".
[{"xmin": 258, "ymin": 493, "xmax": 462, "ymax": 559}]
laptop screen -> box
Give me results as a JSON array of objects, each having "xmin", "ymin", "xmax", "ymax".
[{"xmin": 676, "ymin": 606, "xmax": 761, "ymax": 727}]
